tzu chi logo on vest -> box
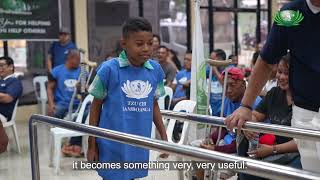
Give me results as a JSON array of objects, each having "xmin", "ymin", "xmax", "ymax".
[
  {"xmin": 121, "ymin": 80, "xmax": 152, "ymax": 112},
  {"xmin": 121, "ymin": 80, "xmax": 153, "ymax": 99}
]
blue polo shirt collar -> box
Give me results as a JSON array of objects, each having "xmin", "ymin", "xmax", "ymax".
[
  {"xmin": 118, "ymin": 51, "xmax": 154, "ymax": 70},
  {"xmin": 3, "ymin": 74, "xmax": 15, "ymax": 80}
]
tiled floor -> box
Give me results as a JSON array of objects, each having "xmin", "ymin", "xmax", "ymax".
[{"xmin": 0, "ymin": 121, "xmax": 237, "ymax": 180}]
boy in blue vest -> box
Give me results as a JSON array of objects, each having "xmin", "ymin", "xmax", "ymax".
[{"xmin": 87, "ymin": 17, "xmax": 168, "ymax": 180}]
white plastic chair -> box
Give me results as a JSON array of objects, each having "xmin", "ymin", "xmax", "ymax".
[
  {"xmin": 33, "ymin": 76, "xmax": 48, "ymax": 115},
  {"xmin": 157, "ymin": 86, "xmax": 173, "ymax": 110},
  {"xmin": 49, "ymin": 94, "xmax": 93, "ymax": 175},
  {"xmin": 1, "ymin": 100, "xmax": 21, "ymax": 154},
  {"xmin": 166, "ymin": 100, "xmax": 196, "ymax": 145},
  {"xmin": 151, "ymin": 87, "xmax": 173, "ymax": 139}
]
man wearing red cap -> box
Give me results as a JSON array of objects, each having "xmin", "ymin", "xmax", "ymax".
[
  {"xmin": 198, "ymin": 67, "xmax": 261, "ymax": 179},
  {"xmin": 200, "ymin": 67, "xmax": 262, "ymax": 153}
]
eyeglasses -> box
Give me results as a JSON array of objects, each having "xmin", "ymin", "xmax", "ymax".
[{"xmin": 0, "ymin": 63, "xmax": 8, "ymax": 68}]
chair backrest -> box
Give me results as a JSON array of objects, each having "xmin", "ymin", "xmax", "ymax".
[
  {"xmin": 157, "ymin": 86, "xmax": 173, "ymax": 110},
  {"xmin": 11, "ymin": 99, "xmax": 19, "ymax": 122},
  {"xmin": 75, "ymin": 94, "xmax": 94, "ymax": 124},
  {"xmin": 166, "ymin": 100, "xmax": 196, "ymax": 145},
  {"xmin": 33, "ymin": 76, "xmax": 48, "ymax": 101},
  {"xmin": 3, "ymin": 100, "xmax": 19, "ymax": 127}
]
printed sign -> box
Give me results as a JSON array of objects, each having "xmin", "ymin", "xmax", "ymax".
[{"xmin": 0, "ymin": 0, "xmax": 60, "ymax": 40}]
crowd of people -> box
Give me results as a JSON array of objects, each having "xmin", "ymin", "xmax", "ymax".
[{"xmin": 1, "ymin": 0, "xmax": 320, "ymax": 179}]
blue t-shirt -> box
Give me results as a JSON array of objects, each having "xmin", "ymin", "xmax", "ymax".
[
  {"xmin": 51, "ymin": 65, "xmax": 80, "ymax": 107},
  {"xmin": 260, "ymin": 0, "xmax": 320, "ymax": 107},
  {"xmin": 48, "ymin": 41, "xmax": 76, "ymax": 67},
  {"xmin": 173, "ymin": 69, "xmax": 191, "ymax": 99},
  {"xmin": 206, "ymin": 66, "xmax": 223, "ymax": 116},
  {"xmin": 0, "ymin": 76, "xmax": 22, "ymax": 120},
  {"xmin": 222, "ymin": 96, "xmax": 262, "ymax": 144},
  {"xmin": 89, "ymin": 54, "xmax": 165, "ymax": 180}
]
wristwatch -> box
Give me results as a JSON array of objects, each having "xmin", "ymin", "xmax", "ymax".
[
  {"xmin": 240, "ymin": 103, "xmax": 253, "ymax": 110},
  {"xmin": 272, "ymin": 145, "xmax": 278, "ymax": 154}
]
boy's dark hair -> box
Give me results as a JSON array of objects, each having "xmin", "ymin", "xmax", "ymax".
[
  {"xmin": 122, "ymin": 17, "xmax": 152, "ymax": 38},
  {"xmin": 212, "ymin": 49, "xmax": 226, "ymax": 60},
  {"xmin": 0, "ymin": 56, "xmax": 14, "ymax": 71},
  {"xmin": 153, "ymin": 34, "xmax": 161, "ymax": 43}
]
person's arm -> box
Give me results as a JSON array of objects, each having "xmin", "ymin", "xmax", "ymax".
[
  {"xmin": 182, "ymin": 80, "xmax": 191, "ymax": 89},
  {"xmin": 0, "ymin": 78, "xmax": 23, "ymax": 104},
  {"xmin": 225, "ymin": 58, "xmax": 273, "ymax": 132},
  {"xmin": 167, "ymin": 64, "xmax": 177, "ymax": 89},
  {"xmin": 47, "ymin": 54, "xmax": 53, "ymax": 73},
  {"xmin": 47, "ymin": 80, "xmax": 56, "ymax": 116},
  {"xmin": 153, "ymin": 100, "xmax": 167, "ymax": 141},
  {"xmin": 0, "ymin": 93, "xmax": 14, "ymax": 103},
  {"xmin": 248, "ymin": 140, "xmax": 298, "ymax": 158},
  {"xmin": 200, "ymin": 140, "xmax": 236, "ymax": 154},
  {"xmin": 87, "ymin": 98, "xmax": 103, "ymax": 161},
  {"xmin": 0, "ymin": 121, "xmax": 8, "ymax": 153},
  {"xmin": 153, "ymin": 100, "xmax": 169, "ymax": 158},
  {"xmin": 212, "ymin": 67, "xmax": 223, "ymax": 84},
  {"xmin": 273, "ymin": 140, "xmax": 298, "ymax": 154}
]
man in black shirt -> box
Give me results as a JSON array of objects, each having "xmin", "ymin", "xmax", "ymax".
[{"xmin": 226, "ymin": 0, "xmax": 320, "ymax": 172}]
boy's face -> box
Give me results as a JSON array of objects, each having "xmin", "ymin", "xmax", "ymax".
[
  {"xmin": 121, "ymin": 31, "xmax": 153, "ymax": 66},
  {"xmin": 184, "ymin": 53, "xmax": 192, "ymax": 71}
]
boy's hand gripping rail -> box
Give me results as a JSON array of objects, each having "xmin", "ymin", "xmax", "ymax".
[{"xmin": 29, "ymin": 115, "xmax": 320, "ymax": 180}]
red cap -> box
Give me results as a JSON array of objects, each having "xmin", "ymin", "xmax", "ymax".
[{"xmin": 221, "ymin": 67, "xmax": 245, "ymax": 81}]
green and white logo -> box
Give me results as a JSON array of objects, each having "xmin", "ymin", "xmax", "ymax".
[{"xmin": 274, "ymin": 10, "xmax": 304, "ymax": 27}]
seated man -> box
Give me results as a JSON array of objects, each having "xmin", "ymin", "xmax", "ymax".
[
  {"xmin": 200, "ymin": 67, "xmax": 262, "ymax": 153},
  {"xmin": 157, "ymin": 46, "xmax": 177, "ymax": 88},
  {"xmin": 171, "ymin": 50, "xmax": 192, "ymax": 108},
  {"xmin": 0, "ymin": 56, "xmax": 23, "ymax": 123},
  {"xmin": 194, "ymin": 68, "xmax": 261, "ymax": 180},
  {"xmin": 47, "ymin": 49, "xmax": 87, "ymax": 157},
  {"xmin": 0, "ymin": 56, "xmax": 22, "ymax": 153},
  {"xmin": 238, "ymin": 55, "xmax": 301, "ymax": 180}
]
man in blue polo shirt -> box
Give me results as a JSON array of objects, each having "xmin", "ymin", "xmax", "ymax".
[
  {"xmin": 47, "ymin": 27, "xmax": 77, "ymax": 72},
  {"xmin": 171, "ymin": 51, "xmax": 192, "ymax": 107},
  {"xmin": 226, "ymin": 0, "xmax": 320, "ymax": 173},
  {"xmin": 0, "ymin": 56, "xmax": 23, "ymax": 123}
]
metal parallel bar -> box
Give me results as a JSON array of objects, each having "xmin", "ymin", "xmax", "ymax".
[
  {"xmin": 161, "ymin": 110, "xmax": 320, "ymax": 141},
  {"xmin": 29, "ymin": 121, "xmax": 40, "ymax": 180},
  {"xmin": 29, "ymin": 115, "xmax": 320, "ymax": 180}
]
